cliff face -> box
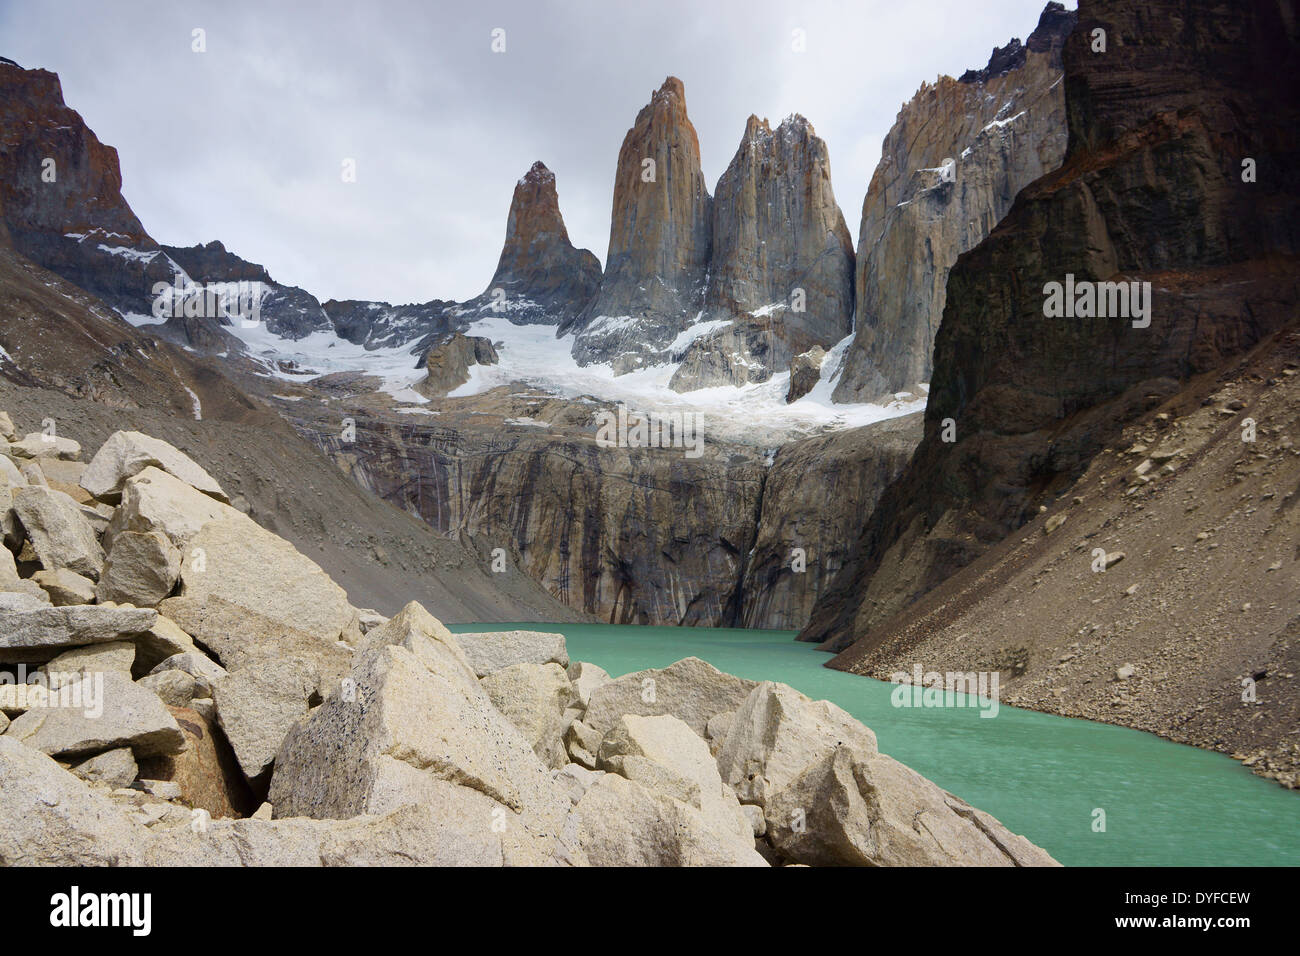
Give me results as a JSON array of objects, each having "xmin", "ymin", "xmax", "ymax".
[
  {"xmin": 0, "ymin": 60, "xmax": 150, "ymax": 247},
  {"xmin": 0, "ymin": 58, "xmax": 176, "ymax": 317},
  {"xmin": 738, "ymin": 413, "xmax": 921, "ymax": 629},
  {"xmin": 457, "ymin": 161, "xmax": 601, "ymax": 326},
  {"xmin": 293, "ymin": 401, "xmax": 766, "ymax": 627},
  {"xmin": 567, "ymin": 78, "xmax": 713, "ymax": 372},
  {"xmin": 286, "ymin": 388, "xmax": 920, "ymax": 630},
  {"xmin": 670, "ymin": 115, "xmax": 854, "ymax": 392},
  {"xmin": 804, "ymin": 0, "xmax": 1300, "ymax": 652},
  {"xmin": 832, "ymin": 3, "xmax": 1076, "ymax": 403},
  {"xmin": 0, "ymin": 59, "xmax": 343, "ymax": 348}
]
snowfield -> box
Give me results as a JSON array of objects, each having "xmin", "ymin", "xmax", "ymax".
[
  {"xmin": 447, "ymin": 317, "xmax": 925, "ymax": 440},
  {"xmin": 134, "ymin": 307, "xmax": 926, "ymax": 443}
]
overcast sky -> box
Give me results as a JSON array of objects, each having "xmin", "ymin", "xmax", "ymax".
[{"xmin": 1, "ymin": 0, "xmax": 1068, "ymax": 304}]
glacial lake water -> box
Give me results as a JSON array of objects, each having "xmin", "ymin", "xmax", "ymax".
[{"xmin": 449, "ymin": 622, "xmax": 1300, "ymax": 867}]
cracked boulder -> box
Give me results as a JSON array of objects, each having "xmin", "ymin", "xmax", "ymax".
[
  {"xmin": 583, "ymin": 656, "xmax": 756, "ymax": 737},
  {"xmin": 80, "ymin": 430, "xmax": 228, "ymax": 503},
  {"xmin": 716, "ymin": 680, "xmax": 878, "ymax": 807},
  {"xmin": 96, "ymin": 530, "xmax": 181, "ymax": 607},
  {"xmin": 212, "ymin": 656, "xmax": 320, "ymax": 786},
  {"xmin": 269, "ymin": 602, "xmax": 572, "ymax": 866},
  {"xmin": 11, "ymin": 485, "xmax": 104, "ymax": 579},
  {"xmin": 764, "ymin": 746, "xmax": 1058, "ymax": 866},
  {"xmin": 597, "ymin": 713, "xmax": 753, "ymax": 846},
  {"xmin": 3, "ymin": 670, "xmax": 185, "ymax": 760},
  {"xmin": 480, "ymin": 661, "xmax": 578, "ymax": 769},
  {"xmin": 566, "ymin": 772, "xmax": 766, "ymax": 867},
  {"xmin": 0, "ymin": 604, "xmax": 157, "ymax": 664}
]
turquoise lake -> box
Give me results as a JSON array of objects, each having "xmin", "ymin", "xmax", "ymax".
[{"xmin": 450, "ymin": 622, "xmax": 1300, "ymax": 867}]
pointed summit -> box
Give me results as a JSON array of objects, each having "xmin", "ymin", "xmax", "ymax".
[
  {"xmin": 669, "ymin": 110, "xmax": 853, "ymax": 391},
  {"xmin": 568, "ymin": 76, "xmax": 713, "ymax": 370},
  {"xmin": 464, "ymin": 161, "xmax": 600, "ymax": 326}
]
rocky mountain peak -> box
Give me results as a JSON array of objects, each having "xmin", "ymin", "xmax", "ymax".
[
  {"xmin": 504, "ymin": 160, "xmax": 570, "ymax": 249},
  {"xmin": 653, "ymin": 75, "xmax": 686, "ymax": 104},
  {"xmin": 742, "ymin": 114, "xmax": 771, "ymax": 139},
  {"xmin": 0, "ymin": 58, "xmax": 152, "ymax": 250},
  {"xmin": 1026, "ymin": 1, "xmax": 1077, "ymax": 57},
  {"xmin": 669, "ymin": 108, "xmax": 853, "ymax": 392},
  {"xmin": 567, "ymin": 76, "xmax": 713, "ymax": 370},
  {"xmin": 959, "ymin": 2, "xmax": 1075, "ymax": 83},
  {"xmin": 518, "ymin": 159, "xmax": 555, "ymax": 186},
  {"xmin": 458, "ymin": 160, "xmax": 601, "ymax": 326},
  {"xmin": 0, "ymin": 58, "xmax": 179, "ymax": 321},
  {"xmin": 160, "ymin": 240, "xmax": 274, "ymax": 286},
  {"xmin": 832, "ymin": 1, "xmax": 1076, "ymax": 403}
]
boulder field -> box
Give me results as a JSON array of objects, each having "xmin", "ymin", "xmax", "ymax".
[{"xmin": 0, "ymin": 416, "xmax": 1057, "ymax": 866}]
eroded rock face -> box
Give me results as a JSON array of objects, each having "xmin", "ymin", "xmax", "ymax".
[
  {"xmin": 0, "ymin": 58, "xmax": 162, "ymax": 316},
  {"xmin": 457, "ymin": 162, "xmax": 601, "ymax": 326},
  {"xmin": 739, "ymin": 413, "xmax": 922, "ymax": 630},
  {"xmin": 300, "ymin": 411, "xmax": 767, "ymax": 627},
  {"xmin": 413, "ymin": 333, "xmax": 499, "ymax": 399},
  {"xmin": 832, "ymin": 2, "xmax": 1076, "ymax": 403},
  {"xmin": 568, "ymin": 77, "xmax": 713, "ymax": 371},
  {"xmin": 804, "ymin": 0, "xmax": 1300, "ymax": 652},
  {"xmin": 671, "ymin": 115, "xmax": 854, "ymax": 392}
]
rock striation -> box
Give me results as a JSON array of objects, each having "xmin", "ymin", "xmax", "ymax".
[
  {"xmin": 832, "ymin": 2, "xmax": 1076, "ymax": 403},
  {"xmin": 671, "ymin": 114, "xmax": 854, "ymax": 392},
  {"xmin": 296, "ymin": 401, "xmax": 767, "ymax": 627},
  {"xmin": 287, "ymin": 390, "xmax": 922, "ymax": 630},
  {"xmin": 739, "ymin": 412, "xmax": 922, "ymax": 629},
  {"xmin": 804, "ymin": 0, "xmax": 1300, "ymax": 652},
  {"xmin": 566, "ymin": 77, "xmax": 713, "ymax": 372}
]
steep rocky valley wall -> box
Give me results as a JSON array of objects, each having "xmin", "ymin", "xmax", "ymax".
[
  {"xmin": 804, "ymin": 0, "xmax": 1300, "ymax": 655},
  {"xmin": 833, "ymin": 2, "xmax": 1076, "ymax": 403},
  {"xmin": 289, "ymin": 406, "xmax": 921, "ymax": 629}
]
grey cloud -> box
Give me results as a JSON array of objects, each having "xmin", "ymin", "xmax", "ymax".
[{"xmin": 0, "ymin": 0, "xmax": 1067, "ymax": 303}]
